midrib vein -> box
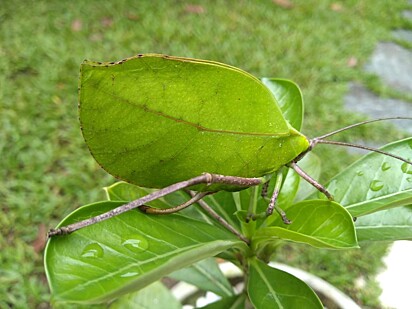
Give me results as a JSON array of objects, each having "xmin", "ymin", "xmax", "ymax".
[{"xmin": 86, "ymin": 81, "xmax": 290, "ymax": 138}]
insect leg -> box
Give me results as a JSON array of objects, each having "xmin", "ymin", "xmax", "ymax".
[
  {"xmin": 48, "ymin": 173, "xmax": 265, "ymax": 236},
  {"xmin": 138, "ymin": 192, "xmax": 209, "ymax": 214},
  {"xmin": 266, "ymin": 170, "xmax": 291, "ymax": 224},
  {"xmin": 261, "ymin": 180, "xmax": 270, "ymax": 198},
  {"xmin": 289, "ymin": 162, "xmax": 333, "ymax": 200}
]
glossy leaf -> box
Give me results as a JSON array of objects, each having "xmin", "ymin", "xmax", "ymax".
[
  {"xmin": 105, "ymin": 182, "xmax": 247, "ymax": 257},
  {"xmin": 356, "ymin": 205, "xmax": 412, "ymax": 242},
  {"xmin": 110, "ymin": 281, "xmax": 181, "ymax": 309},
  {"xmin": 44, "ymin": 201, "xmax": 246, "ymax": 304},
  {"xmin": 104, "ymin": 181, "xmax": 150, "ymax": 201},
  {"xmin": 316, "ymin": 138, "xmax": 412, "ymax": 217},
  {"xmin": 169, "ymin": 258, "xmax": 233, "ymax": 297},
  {"xmin": 79, "ymin": 54, "xmax": 309, "ymax": 191},
  {"xmin": 247, "ymin": 258, "xmax": 322, "ymax": 309},
  {"xmin": 261, "ymin": 78, "xmax": 304, "ymax": 131},
  {"xmin": 253, "ymin": 200, "xmax": 358, "ymax": 250}
]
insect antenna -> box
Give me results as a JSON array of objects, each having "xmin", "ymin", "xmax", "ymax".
[
  {"xmin": 314, "ymin": 140, "xmax": 412, "ymax": 165},
  {"xmin": 313, "ymin": 116, "xmax": 412, "ymax": 140},
  {"xmin": 310, "ymin": 116, "xmax": 412, "ymax": 165}
]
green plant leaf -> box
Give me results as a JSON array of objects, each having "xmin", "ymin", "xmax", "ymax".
[
  {"xmin": 105, "ymin": 182, "xmax": 248, "ymax": 260},
  {"xmin": 79, "ymin": 55, "xmax": 309, "ymax": 191},
  {"xmin": 44, "ymin": 201, "xmax": 246, "ymax": 304},
  {"xmin": 247, "ymin": 258, "xmax": 322, "ymax": 309},
  {"xmin": 253, "ymin": 200, "xmax": 358, "ymax": 250},
  {"xmin": 261, "ymin": 78, "xmax": 304, "ymax": 131},
  {"xmin": 356, "ymin": 205, "xmax": 412, "ymax": 242},
  {"xmin": 199, "ymin": 294, "xmax": 247, "ymax": 309},
  {"xmin": 104, "ymin": 181, "xmax": 147, "ymax": 201},
  {"xmin": 169, "ymin": 258, "xmax": 233, "ymax": 298},
  {"xmin": 315, "ymin": 138, "xmax": 412, "ymax": 217},
  {"xmin": 109, "ymin": 281, "xmax": 181, "ymax": 309}
]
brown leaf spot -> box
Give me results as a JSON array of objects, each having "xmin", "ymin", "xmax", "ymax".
[
  {"xmin": 32, "ymin": 224, "xmax": 47, "ymax": 253},
  {"xmin": 71, "ymin": 19, "xmax": 82, "ymax": 32},
  {"xmin": 184, "ymin": 4, "xmax": 206, "ymax": 14},
  {"xmin": 272, "ymin": 0, "xmax": 293, "ymax": 9}
]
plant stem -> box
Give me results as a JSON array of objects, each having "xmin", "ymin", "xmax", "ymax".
[{"xmin": 189, "ymin": 191, "xmax": 250, "ymax": 244}]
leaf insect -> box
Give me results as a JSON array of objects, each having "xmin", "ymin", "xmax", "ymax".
[{"xmin": 48, "ymin": 54, "xmax": 412, "ymax": 237}]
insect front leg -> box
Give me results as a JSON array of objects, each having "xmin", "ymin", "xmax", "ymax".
[
  {"xmin": 247, "ymin": 169, "xmax": 291, "ymax": 224},
  {"xmin": 288, "ymin": 162, "xmax": 333, "ymax": 200},
  {"xmin": 261, "ymin": 180, "xmax": 270, "ymax": 198},
  {"xmin": 265, "ymin": 169, "xmax": 292, "ymax": 224}
]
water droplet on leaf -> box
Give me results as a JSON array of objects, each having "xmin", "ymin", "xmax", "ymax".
[
  {"xmin": 356, "ymin": 171, "xmax": 364, "ymax": 176},
  {"xmin": 381, "ymin": 162, "xmax": 391, "ymax": 171},
  {"xmin": 81, "ymin": 243, "xmax": 104, "ymax": 259},
  {"xmin": 401, "ymin": 162, "xmax": 412, "ymax": 174},
  {"xmin": 369, "ymin": 180, "xmax": 384, "ymax": 191},
  {"xmin": 120, "ymin": 271, "xmax": 139, "ymax": 278},
  {"xmin": 122, "ymin": 234, "xmax": 149, "ymax": 253}
]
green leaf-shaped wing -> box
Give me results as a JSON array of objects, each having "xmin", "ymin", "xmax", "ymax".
[{"xmin": 79, "ymin": 55, "xmax": 309, "ymax": 190}]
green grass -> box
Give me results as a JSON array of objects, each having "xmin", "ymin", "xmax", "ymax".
[{"xmin": 1, "ymin": 0, "xmax": 411, "ymax": 307}]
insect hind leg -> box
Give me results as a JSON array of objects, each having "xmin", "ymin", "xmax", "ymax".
[{"xmin": 138, "ymin": 192, "xmax": 209, "ymax": 214}]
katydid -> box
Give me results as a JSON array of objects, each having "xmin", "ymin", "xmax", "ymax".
[{"xmin": 48, "ymin": 54, "xmax": 411, "ymax": 236}]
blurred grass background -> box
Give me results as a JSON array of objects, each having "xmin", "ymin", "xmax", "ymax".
[{"xmin": 1, "ymin": 0, "xmax": 411, "ymax": 307}]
